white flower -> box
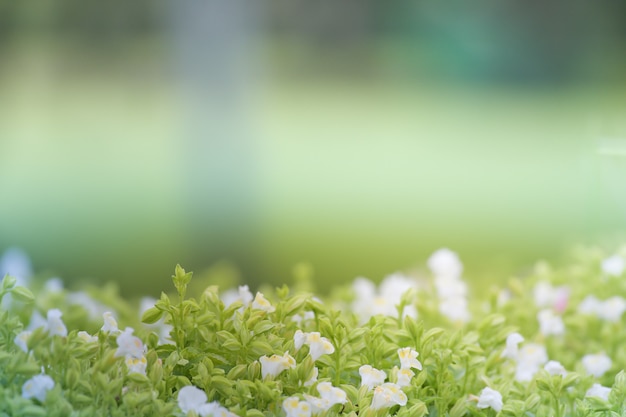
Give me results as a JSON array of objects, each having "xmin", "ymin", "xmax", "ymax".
[
  {"xmin": 359, "ymin": 365, "xmax": 386, "ymax": 390},
  {"xmin": 439, "ymin": 296, "xmax": 471, "ymax": 323},
  {"xmin": 597, "ymin": 296, "xmax": 626, "ymax": 322},
  {"xmin": 434, "ymin": 276, "xmax": 468, "ymax": 299},
  {"xmin": 476, "ymin": 387, "xmax": 503, "ymax": 412},
  {"xmin": 22, "ymin": 374, "xmax": 54, "ymax": 402},
  {"xmin": 291, "ymin": 311, "xmax": 315, "ymax": 324},
  {"xmin": 101, "ymin": 312, "xmax": 119, "ymax": 333},
  {"xmin": 238, "ymin": 285, "xmax": 254, "ymax": 306},
  {"xmin": 370, "ymin": 383, "xmax": 408, "ymax": 410},
  {"xmin": 317, "ymin": 382, "xmax": 347, "ymax": 405},
  {"xmin": 533, "ymin": 282, "xmax": 570, "ymax": 311},
  {"xmin": 397, "ymin": 347, "xmax": 422, "ymax": 370},
  {"xmin": 303, "ymin": 382, "xmax": 347, "ymax": 413},
  {"xmin": 396, "ymin": 368, "xmax": 415, "ymax": 387},
  {"xmin": 293, "ymin": 331, "xmax": 335, "ymax": 361},
  {"xmin": 501, "ymin": 332, "xmax": 524, "ymax": 359},
  {"xmin": 518, "ymin": 343, "xmax": 548, "ymax": 367},
  {"xmin": 537, "ymin": 309, "xmax": 565, "ymax": 336},
  {"xmin": 582, "ymin": 353, "xmax": 612, "ymax": 377},
  {"xmin": 586, "ymin": 383, "xmax": 611, "ymax": 401},
  {"xmin": 115, "ymin": 327, "xmax": 145, "ymax": 359},
  {"xmin": 125, "ymin": 355, "xmax": 148, "ymax": 375},
  {"xmin": 379, "ymin": 273, "xmax": 418, "ymax": 306},
  {"xmin": 252, "ymin": 292, "xmax": 275, "ymax": 313},
  {"xmin": 0, "ymin": 247, "xmax": 32, "ymax": 282},
  {"xmin": 26, "ymin": 310, "xmax": 47, "ymax": 331},
  {"xmin": 578, "ymin": 295, "xmax": 602, "ymax": 315},
  {"xmin": 15, "ymin": 330, "xmax": 31, "ymax": 353},
  {"xmin": 283, "ymin": 397, "xmax": 312, "ymax": 417},
  {"xmin": 43, "ymin": 277, "xmax": 63, "ymax": 293},
  {"xmin": 544, "ymin": 360, "xmax": 567, "ymax": 376},
  {"xmin": 303, "ymin": 367, "xmax": 318, "ymax": 387},
  {"xmin": 515, "ymin": 364, "xmax": 537, "ymax": 382},
  {"xmin": 77, "ymin": 331, "xmax": 98, "ymax": 343},
  {"xmin": 515, "ymin": 343, "xmax": 548, "ymax": 382},
  {"xmin": 177, "ymin": 386, "xmax": 235, "ymax": 417},
  {"xmin": 178, "ymin": 385, "xmax": 208, "ymax": 414},
  {"xmin": 602, "ymin": 254, "xmax": 624, "ymax": 277},
  {"xmin": 294, "ymin": 330, "xmax": 307, "ymax": 350},
  {"xmin": 305, "ymin": 332, "xmax": 335, "ymax": 361},
  {"xmin": 45, "ymin": 309, "xmax": 67, "ymax": 337},
  {"xmin": 259, "ymin": 352, "xmax": 295, "ymax": 379},
  {"xmin": 427, "ymin": 248, "xmax": 463, "ymax": 279}
]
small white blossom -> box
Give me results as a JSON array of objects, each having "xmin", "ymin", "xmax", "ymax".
[
  {"xmin": 397, "ymin": 347, "xmax": 422, "ymax": 370},
  {"xmin": 26, "ymin": 310, "xmax": 47, "ymax": 331},
  {"xmin": 597, "ymin": 296, "xmax": 626, "ymax": 322},
  {"xmin": 115, "ymin": 327, "xmax": 145, "ymax": 359},
  {"xmin": 317, "ymin": 382, "xmax": 347, "ymax": 405},
  {"xmin": 427, "ymin": 248, "xmax": 463, "ymax": 279},
  {"xmin": 533, "ymin": 282, "xmax": 569, "ymax": 311},
  {"xmin": 582, "ymin": 353, "xmax": 612, "ymax": 377},
  {"xmin": 22, "ymin": 374, "xmax": 54, "ymax": 402},
  {"xmin": 178, "ymin": 385, "xmax": 208, "ymax": 414},
  {"xmin": 586, "ymin": 383, "xmax": 611, "ymax": 401},
  {"xmin": 359, "ymin": 365, "xmax": 386, "ymax": 390},
  {"xmin": 578, "ymin": 295, "xmax": 602, "ymax": 315},
  {"xmin": 15, "ymin": 330, "xmax": 31, "ymax": 353},
  {"xmin": 259, "ymin": 352, "xmax": 296, "ymax": 379},
  {"xmin": 501, "ymin": 332, "xmax": 524, "ymax": 359},
  {"xmin": 370, "ymin": 383, "xmax": 408, "ymax": 410},
  {"xmin": 291, "ymin": 311, "xmax": 315, "ymax": 324},
  {"xmin": 434, "ymin": 276, "xmax": 468, "ymax": 299},
  {"xmin": 396, "ymin": 368, "xmax": 415, "ymax": 387},
  {"xmin": 476, "ymin": 387, "xmax": 503, "ymax": 412},
  {"xmin": 518, "ymin": 343, "xmax": 548, "ymax": 367},
  {"xmin": 252, "ymin": 292, "xmax": 275, "ymax": 313},
  {"xmin": 602, "ymin": 254, "xmax": 624, "ymax": 277},
  {"xmin": 537, "ymin": 309, "xmax": 565, "ymax": 336},
  {"xmin": 293, "ymin": 331, "xmax": 335, "ymax": 361},
  {"xmin": 101, "ymin": 312, "xmax": 119, "ymax": 333},
  {"xmin": 439, "ymin": 296, "xmax": 471, "ymax": 323},
  {"xmin": 283, "ymin": 397, "xmax": 312, "ymax": 417},
  {"xmin": 125, "ymin": 355, "xmax": 148, "ymax": 375},
  {"xmin": 544, "ymin": 360, "xmax": 567, "ymax": 376},
  {"xmin": 43, "ymin": 277, "xmax": 63, "ymax": 293},
  {"xmin": 77, "ymin": 331, "xmax": 98, "ymax": 343},
  {"xmin": 45, "ymin": 309, "xmax": 67, "ymax": 337}
]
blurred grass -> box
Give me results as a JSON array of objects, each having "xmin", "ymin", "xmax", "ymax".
[{"xmin": 1, "ymin": 38, "xmax": 626, "ymax": 294}]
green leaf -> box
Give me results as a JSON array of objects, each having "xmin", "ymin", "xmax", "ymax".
[
  {"xmin": 141, "ymin": 306, "xmax": 165, "ymax": 324},
  {"xmin": 2, "ymin": 274, "xmax": 16, "ymax": 290},
  {"xmin": 9, "ymin": 286, "xmax": 34, "ymax": 303}
]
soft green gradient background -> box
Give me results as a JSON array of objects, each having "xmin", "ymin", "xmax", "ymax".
[{"xmin": 1, "ymin": 3, "xmax": 626, "ymax": 295}]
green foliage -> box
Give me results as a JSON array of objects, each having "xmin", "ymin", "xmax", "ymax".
[{"xmin": 2, "ymin": 247, "xmax": 626, "ymax": 416}]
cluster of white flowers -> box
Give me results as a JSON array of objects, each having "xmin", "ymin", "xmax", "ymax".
[
  {"xmin": 578, "ymin": 295, "xmax": 626, "ymax": 322},
  {"xmin": 428, "ymin": 248, "xmax": 470, "ymax": 323},
  {"xmin": 501, "ymin": 333, "xmax": 549, "ymax": 382},
  {"xmin": 294, "ymin": 330, "xmax": 335, "ymax": 361},
  {"xmin": 351, "ymin": 273, "xmax": 418, "ymax": 323},
  {"xmin": 177, "ymin": 385, "xmax": 236, "ymax": 417}
]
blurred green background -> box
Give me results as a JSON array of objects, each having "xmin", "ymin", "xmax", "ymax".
[{"xmin": 1, "ymin": 1, "xmax": 626, "ymax": 295}]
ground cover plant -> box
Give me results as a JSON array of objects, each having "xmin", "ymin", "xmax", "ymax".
[{"xmin": 2, "ymin": 247, "xmax": 626, "ymax": 417}]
